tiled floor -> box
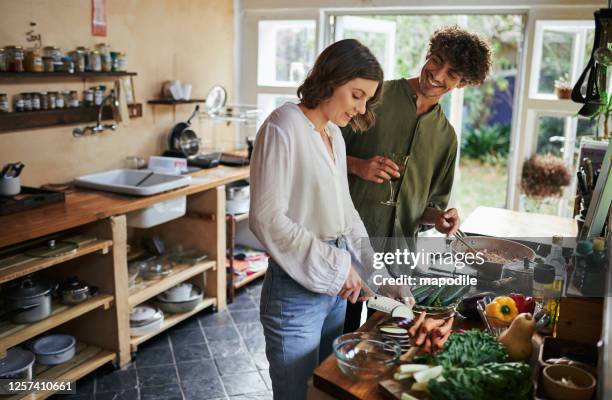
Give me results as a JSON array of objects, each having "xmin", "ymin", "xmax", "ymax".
[{"xmin": 53, "ymin": 280, "xmax": 272, "ymax": 400}]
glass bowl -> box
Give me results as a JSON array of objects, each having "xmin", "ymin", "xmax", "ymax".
[{"xmin": 333, "ymin": 332, "xmax": 401, "ymax": 381}]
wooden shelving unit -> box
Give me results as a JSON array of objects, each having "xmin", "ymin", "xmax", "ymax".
[
  {"xmin": 0, "ymin": 71, "xmax": 136, "ymax": 79},
  {"xmin": 234, "ymin": 268, "xmax": 267, "ymax": 289},
  {"xmin": 7, "ymin": 342, "xmax": 115, "ymax": 400},
  {"xmin": 147, "ymin": 99, "xmax": 206, "ymax": 105},
  {"xmin": 0, "ymin": 239, "xmax": 112, "ymax": 284},
  {"xmin": 0, "ymin": 295, "xmax": 113, "ymax": 355},
  {"xmin": 129, "ymin": 297, "xmax": 216, "ymax": 351},
  {"xmin": 128, "ymin": 260, "xmax": 216, "ymax": 307}
]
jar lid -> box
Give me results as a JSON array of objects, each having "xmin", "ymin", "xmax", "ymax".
[
  {"xmin": 593, "ymin": 238, "xmax": 605, "ymax": 252},
  {"xmin": 58, "ymin": 276, "xmax": 89, "ymax": 295},
  {"xmin": 92, "ymin": 50, "xmax": 100, "ymax": 54},
  {"xmin": 5, "ymin": 277, "xmax": 52, "ymax": 300},
  {"xmin": 575, "ymin": 240, "xmax": 593, "ymax": 255},
  {"xmin": 43, "ymin": 46, "xmax": 59, "ymax": 50},
  {"xmin": 533, "ymin": 263, "xmax": 555, "ymax": 284},
  {"xmin": 39, "ymin": 91, "xmax": 47, "ymax": 95}
]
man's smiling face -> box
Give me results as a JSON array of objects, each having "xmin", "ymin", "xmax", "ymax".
[{"xmin": 418, "ymin": 52, "xmax": 467, "ymax": 98}]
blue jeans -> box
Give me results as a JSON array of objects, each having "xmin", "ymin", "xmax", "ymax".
[{"xmin": 260, "ymin": 239, "xmax": 347, "ymax": 400}]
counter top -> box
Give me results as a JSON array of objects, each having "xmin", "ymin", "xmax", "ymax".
[{"xmin": 0, "ymin": 165, "xmax": 249, "ymax": 248}]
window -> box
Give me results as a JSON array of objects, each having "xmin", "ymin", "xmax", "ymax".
[
  {"xmin": 257, "ymin": 20, "xmax": 316, "ymax": 87},
  {"xmin": 530, "ymin": 20, "xmax": 594, "ymax": 99}
]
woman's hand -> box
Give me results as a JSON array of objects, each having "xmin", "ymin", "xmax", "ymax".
[
  {"xmin": 347, "ymin": 155, "xmax": 400, "ymax": 183},
  {"xmin": 339, "ymin": 266, "xmax": 362, "ymax": 304}
]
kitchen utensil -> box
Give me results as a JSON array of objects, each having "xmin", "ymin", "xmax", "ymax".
[
  {"xmin": 130, "ymin": 305, "xmax": 160, "ymax": 324},
  {"xmin": 542, "ymin": 364, "xmax": 596, "ymax": 400},
  {"xmin": 453, "ymin": 232, "xmax": 479, "ymax": 254},
  {"xmin": 168, "ymin": 106, "xmax": 200, "ymax": 158},
  {"xmin": 57, "ymin": 277, "xmax": 99, "ymax": 305},
  {"xmin": 204, "ymin": 85, "xmax": 227, "ymax": 116},
  {"xmin": 11, "ymin": 162, "xmax": 24, "ymax": 177},
  {"xmin": 163, "ymin": 283, "xmax": 193, "ymax": 302},
  {"xmin": 3, "ymin": 277, "xmax": 53, "ymax": 324},
  {"xmin": 333, "ymin": 332, "xmax": 401, "ymax": 381},
  {"xmin": 134, "ymin": 171, "xmax": 154, "ymax": 187},
  {"xmin": 0, "ymin": 348, "xmax": 35, "ymax": 379},
  {"xmin": 226, "ymin": 180, "xmax": 250, "ymax": 215},
  {"xmin": 0, "ymin": 176, "xmax": 20, "ymax": 197},
  {"xmin": 139, "ymin": 259, "xmax": 173, "ymax": 280},
  {"xmin": 154, "ymin": 285, "xmax": 203, "ymax": 313},
  {"xmin": 31, "ymin": 334, "xmax": 76, "ymax": 365}
]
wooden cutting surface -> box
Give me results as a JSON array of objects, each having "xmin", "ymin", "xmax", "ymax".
[{"xmin": 0, "ymin": 165, "xmax": 249, "ymax": 248}]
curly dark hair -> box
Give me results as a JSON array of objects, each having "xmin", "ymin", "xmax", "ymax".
[
  {"xmin": 297, "ymin": 39, "xmax": 384, "ymax": 131},
  {"xmin": 428, "ymin": 26, "xmax": 492, "ymax": 86}
]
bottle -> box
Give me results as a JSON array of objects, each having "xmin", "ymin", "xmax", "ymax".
[
  {"xmin": 546, "ymin": 235, "xmax": 567, "ymax": 294},
  {"xmin": 0, "ymin": 93, "xmax": 8, "ymax": 113},
  {"xmin": 582, "ymin": 238, "xmax": 608, "ymax": 296},
  {"xmin": 572, "ymin": 240, "xmax": 593, "ymax": 290},
  {"xmin": 533, "ymin": 263, "xmax": 557, "ymax": 335}
]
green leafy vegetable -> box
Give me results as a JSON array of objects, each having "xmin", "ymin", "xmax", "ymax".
[{"xmin": 427, "ymin": 362, "xmax": 532, "ymax": 400}]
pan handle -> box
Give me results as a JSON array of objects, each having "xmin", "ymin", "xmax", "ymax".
[{"xmin": 186, "ymin": 105, "xmax": 200, "ymax": 125}]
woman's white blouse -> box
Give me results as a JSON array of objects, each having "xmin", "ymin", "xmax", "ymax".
[{"xmin": 249, "ymin": 102, "xmax": 370, "ymax": 296}]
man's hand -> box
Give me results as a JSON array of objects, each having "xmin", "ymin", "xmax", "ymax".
[
  {"xmin": 339, "ymin": 266, "xmax": 362, "ymax": 304},
  {"xmin": 347, "ymin": 155, "xmax": 400, "ymax": 183},
  {"xmin": 434, "ymin": 208, "xmax": 460, "ymax": 237}
]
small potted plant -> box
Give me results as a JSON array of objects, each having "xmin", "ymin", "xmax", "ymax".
[{"xmin": 554, "ymin": 73, "xmax": 573, "ymax": 99}]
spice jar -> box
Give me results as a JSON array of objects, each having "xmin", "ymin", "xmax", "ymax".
[
  {"xmin": 22, "ymin": 93, "xmax": 32, "ymax": 111},
  {"xmin": 72, "ymin": 47, "xmax": 87, "ymax": 72},
  {"xmin": 88, "ymin": 50, "xmax": 102, "ymax": 72},
  {"xmin": 40, "ymin": 91, "xmax": 49, "ymax": 110},
  {"xmin": 55, "ymin": 91, "xmax": 65, "ymax": 108},
  {"xmin": 62, "ymin": 57, "xmax": 74, "ymax": 74},
  {"xmin": 48, "ymin": 92, "xmax": 57, "ymax": 109},
  {"xmin": 96, "ymin": 43, "xmax": 112, "ymax": 72},
  {"xmin": 24, "ymin": 48, "xmax": 43, "ymax": 72},
  {"xmin": 13, "ymin": 94, "xmax": 24, "ymax": 112},
  {"xmin": 69, "ymin": 90, "xmax": 79, "ymax": 107},
  {"xmin": 83, "ymin": 89, "xmax": 94, "ymax": 106},
  {"xmin": 0, "ymin": 48, "xmax": 7, "ymax": 72},
  {"xmin": 42, "ymin": 57, "xmax": 54, "ymax": 72},
  {"xmin": 0, "ymin": 93, "xmax": 9, "ymax": 113},
  {"xmin": 93, "ymin": 86, "xmax": 104, "ymax": 105},
  {"xmin": 117, "ymin": 52, "xmax": 128, "ymax": 71},
  {"xmin": 43, "ymin": 46, "xmax": 62, "ymax": 71},
  {"xmin": 61, "ymin": 91, "xmax": 71, "ymax": 108},
  {"xmin": 110, "ymin": 51, "xmax": 119, "ymax": 72},
  {"xmin": 31, "ymin": 92, "xmax": 41, "ymax": 111},
  {"xmin": 6, "ymin": 46, "xmax": 24, "ymax": 72}
]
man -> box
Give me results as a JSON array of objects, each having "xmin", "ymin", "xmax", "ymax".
[{"xmin": 343, "ymin": 26, "xmax": 492, "ymax": 332}]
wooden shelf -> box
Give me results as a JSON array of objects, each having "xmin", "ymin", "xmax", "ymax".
[
  {"xmin": 7, "ymin": 342, "xmax": 115, "ymax": 400},
  {"xmin": 130, "ymin": 297, "xmax": 216, "ymax": 351},
  {"xmin": 0, "ymin": 238, "xmax": 113, "ymax": 284},
  {"xmin": 0, "ymin": 295, "xmax": 113, "ymax": 354},
  {"xmin": 0, "ymin": 71, "xmax": 136, "ymax": 79},
  {"xmin": 148, "ymin": 99, "xmax": 206, "ymax": 105},
  {"xmin": 128, "ymin": 260, "xmax": 216, "ymax": 307},
  {"xmin": 233, "ymin": 267, "xmax": 266, "ymax": 289},
  {"xmin": 0, "ymin": 104, "xmax": 143, "ymax": 133}
]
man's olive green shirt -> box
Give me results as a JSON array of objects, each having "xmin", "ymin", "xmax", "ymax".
[{"xmin": 342, "ymin": 79, "xmax": 457, "ymax": 239}]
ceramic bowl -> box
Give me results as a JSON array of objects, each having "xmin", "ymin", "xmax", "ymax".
[{"xmin": 543, "ymin": 364, "xmax": 596, "ymax": 400}]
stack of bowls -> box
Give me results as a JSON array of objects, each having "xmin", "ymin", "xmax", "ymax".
[
  {"xmin": 154, "ymin": 283, "xmax": 203, "ymax": 314},
  {"xmin": 130, "ymin": 305, "xmax": 164, "ymax": 337}
]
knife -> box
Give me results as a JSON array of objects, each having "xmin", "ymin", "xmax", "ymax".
[{"xmin": 11, "ymin": 162, "xmax": 24, "ymax": 178}]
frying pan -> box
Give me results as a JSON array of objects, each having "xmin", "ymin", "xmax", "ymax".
[
  {"xmin": 450, "ymin": 236, "xmax": 536, "ymax": 280},
  {"xmin": 169, "ymin": 105, "xmax": 201, "ymax": 157}
]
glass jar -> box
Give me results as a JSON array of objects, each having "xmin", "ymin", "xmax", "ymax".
[
  {"xmin": 89, "ymin": 50, "xmax": 102, "ymax": 72},
  {"xmin": 69, "ymin": 90, "xmax": 79, "ymax": 107},
  {"xmin": 42, "ymin": 57, "xmax": 54, "ymax": 72},
  {"xmin": 62, "ymin": 91, "xmax": 71, "ymax": 108},
  {"xmin": 0, "ymin": 93, "xmax": 8, "ymax": 113},
  {"xmin": 110, "ymin": 51, "xmax": 119, "ymax": 72},
  {"xmin": 13, "ymin": 94, "xmax": 24, "ymax": 112},
  {"xmin": 48, "ymin": 92, "xmax": 57, "ymax": 109},
  {"xmin": 6, "ymin": 46, "xmax": 24, "ymax": 72},
  {"xmin": 62, "ymin": 57, "xmax": 74, "ymax": 74},
  {"xmin": 72, "ymin": 47, "xmax": 87, "ymax": 72},
  {"xmin": 533, "ymin": 263, "xmax": 559, "ymax": 335},
  {"xmin": 117, "ymin": 52, "xmax": 127, "ymax": 71},
  {"xmin": 83, "ymin": 89, "xmax": 94, "ymax": 106},
  {"xmin": 43, "ymin": 46, "xmax": 61, "ymax": 62},
  {"xmin": 0, "ymin": 48, "xmax": 6, "ymax": 72},
  {"xmin": 40, "ymin": 91, "xmax": 49, "ymax": 110},
  {"xmin": 31, "ymin": 92, "xmax": 41, "ymax": 111},
  {"xmin": 93, "ymin": 86, "xmax": 104, "ymax": 105},
  {"xmin": 24, "ymin": 48, "xmax": 43, "ymax": 72},
  {"xmin": 96, "ymin": 43, "xmax": 112, "ymax": 72},
  {"xmin": 54, "ymin": 91, "xmax": 65, "ymax": 108},
  {"xmin": 22, "ymin": 92, "xmax": 32, "ymax": 111}
]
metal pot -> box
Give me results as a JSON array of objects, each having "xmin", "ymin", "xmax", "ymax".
[
  {"xmin": 226, "ymin": 180, "xmax": 250, "ymax": 215},
  {"xmin": 3, "ymin": 277, "xmax": 53, "ymax": 324},
  {"xmin": 58, "ymin": 277, "xmax": 99, "ymax": 305},
  {"xmin": 0, "ymin": 348, "xmax": 35, "ymax": 379},
  {"xmin": 31, "ymin": 334, "xmax": 76, "ymax": 365},
  {"xmin": 168, "ymin": 106, "xmax": 200, "ymax": 158}
]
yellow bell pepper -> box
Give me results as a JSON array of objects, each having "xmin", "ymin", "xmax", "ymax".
[{"xmin": 485, "ymin": 296, "xmax": 518, "ymax": 325}]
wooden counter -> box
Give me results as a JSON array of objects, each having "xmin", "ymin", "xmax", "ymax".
[{"xmin": 0, "ymin": 165, "xmax": 249, "ymax": 248}]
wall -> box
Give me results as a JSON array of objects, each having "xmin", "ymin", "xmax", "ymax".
[{"xmin": 0, "ymin": 0, "xmax": 234, "ymax": 186}]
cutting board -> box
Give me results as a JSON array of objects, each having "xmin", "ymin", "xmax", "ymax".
[{"xmin": 378, "ymin": 379, "xmax": 428, "ymax": 400}]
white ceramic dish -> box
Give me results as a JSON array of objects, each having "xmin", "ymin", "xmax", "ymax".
[
  {"xmin": 74, "ymin": 169, "xmax": 191, "ymax": 196},
  {"xmin": 31, "ymin": 334, "xmax": 76, "ymax": 365},
  {"xmin": 130, "ymin": 313, "xmax": 164, "ymax": 337}
]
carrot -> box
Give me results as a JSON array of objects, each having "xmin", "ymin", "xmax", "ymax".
[
  {"xmin": 415, "ymin": 330, "xmax": 427, "ymax": 346},
  {"xmin": 433, "ymin": 316, "xmax": 454, "ymax": 339},
  {"xmin": 420, "ymin": 318, "xmax": 445, "ymax": 334},
  {"xmin": 422, "ymin": 337, "xmax": 432, "ymax": 354},
  {"xmin": 408, "ymin": 312, "xmax": 426, "ymax": 337},
  {"xmin": 432, "ymin": 330, "xmax": 452, "ymax": 353}
]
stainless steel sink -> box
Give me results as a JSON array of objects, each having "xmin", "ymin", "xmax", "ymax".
[{"xmin": 74, "ymin": 169, "xmax": 192, "ymax": 196}]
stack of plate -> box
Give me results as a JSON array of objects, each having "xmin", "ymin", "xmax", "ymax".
[
  {"xmin": 154, "ymin": 284, "xmax": 203, "ymax": 314},
  {"xmin": 376, "ymin": 317, "xmax": 413, "ymax": 353},
  {"xmin": 130, "ymin": 305, "xmax": 164, "ymax": 337}
]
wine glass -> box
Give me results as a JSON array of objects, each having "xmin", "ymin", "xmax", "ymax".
[{"xmin": 380, "ymin": 153, "xmax": 410, "ymax": 207}]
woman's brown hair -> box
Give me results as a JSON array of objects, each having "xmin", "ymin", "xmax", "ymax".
[{"xmin": 297, "ymin": 39, "xmax": 384, "ymax": 131}]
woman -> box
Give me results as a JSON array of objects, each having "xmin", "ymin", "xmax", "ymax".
[{"xmin": 249, "ymin": 39, "xmax": 384, "ymax": 400}]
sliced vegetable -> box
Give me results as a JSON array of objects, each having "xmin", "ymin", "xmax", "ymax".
[
  {"xmin": 393, "ymin": 372, "xmax": 413, "ymax": 381},
  {"xmin": 379, "ymin": 326, "xmax": 409, "ymax": 335},
  {"xmin": 413, "ymin": 365, "xmax": 443, "ymax": 383},
  {"xmin": 399, "ymin": 364, "xmax": 431, "ymax": 374},
  {"xmin": 391, "ymin": 305, "xmax": 414, "ymax": 320},
  {"xmin": 411, "ymin": 382, "xmax": 428, "ymax": 392}
]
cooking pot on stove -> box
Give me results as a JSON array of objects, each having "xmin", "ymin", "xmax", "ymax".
[{"xmin": 168, "ymin": 105, "xmax": 201, "ymax": 158}]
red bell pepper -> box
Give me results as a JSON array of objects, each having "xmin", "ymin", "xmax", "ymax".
[{"xmin": 509, "ymin": 293, "xmax": 535, "ymax": 314}]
